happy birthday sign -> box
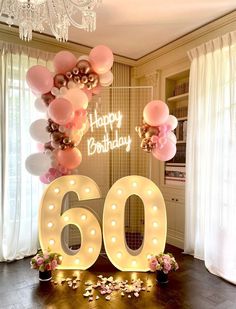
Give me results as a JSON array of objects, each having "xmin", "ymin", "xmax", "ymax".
[{"xmin": 87, "ymin": 110, "xmax": 132, "ymax": 156}]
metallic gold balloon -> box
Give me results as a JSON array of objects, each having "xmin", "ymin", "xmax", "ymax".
[
  {"xmin": 63, "ymin": 137, "xmax": 71, "ymax": 144},
  {"xmin": 51, "ymin": 131, "xmax": 63, "ymax": 143},
  {"xmin": 66, "ymin": 72, "xmax": 73, "ymax": 79},
  {"xmin": 72, "ymin": 67, "xmax": 79, "ymax": 75},
  {"xmin": 86, "ymin": 82, "xmax": 93, "ymax": 90},
  {"xmin": 54, "ymin": 74, "xmax": 67, "ymax": 89},
  {"xmin": 76, "ymin": 60, "xmax": 91, "ymax": 74},
  {"xmin": 73, "ymin": 76, "xmax": 80, "ymax": 83},
  {"xmin": 81, "ymin": 75, "xmax": 88, "ymax": 84},
  {"xmin": 41, "ymin": 92, "xmax": 55, "ymax": 106},
  {"xmin": 88, "ymin": 73, "xmax": 97, "ymax": 82}
]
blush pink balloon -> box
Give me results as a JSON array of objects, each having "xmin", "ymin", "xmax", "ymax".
[
  {"xmin": 152, "ymin": 140, "xmax": 176, "ymax": 161},
  {"xmin": 64, "ymin": 88, "xmax": 88, "ymax": 110},
  {"xmin": 39, "ymin": 174, "xmax": 50, "ymax": 184},
  {"xmin": 143, "ymin": 100, "xmax": 169, "ymax": 127},
  {"xmin": 89, "ymin": 45, "xmax": 114, "ymax": 74},
  {"xmin": 165, "ymin": 115, "xmax": 178, "ymax": 130},
  {"xmin": 36, "ymin": 143, "xmax": 45, "ymax": 152},
  {"xmin": 48, "ymin": 98, "xmax": 74, "ymax": 125},
  {"xmin": 53, "ymin": 51, "xmax": 77, "ymax": 74},
  {"xmin": 83, "ymin": 88, "xmax": 93, "ymax": 101},
  {"xmin": 57, "ymin": 148, "xmax": 82, "ymax": 170},
  {"xmin": 26, "ymin": 65, "xmax": 53, "ymax": 94},
  {"xmin": 92, "ymin": 84, "xmax": 102, "ymax": 95}
]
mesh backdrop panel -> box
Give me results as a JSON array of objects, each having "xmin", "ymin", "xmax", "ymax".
[{"xmin": 64, "ymin": 85, "xmax": 153, "ymax": 254}]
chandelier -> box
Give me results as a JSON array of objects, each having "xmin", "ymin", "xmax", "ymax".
[{"xmin": 0, "ymin": 0, "xmax": 101, "ymax": 41}]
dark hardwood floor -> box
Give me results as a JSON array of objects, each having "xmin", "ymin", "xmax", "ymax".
[{"xmin": 0, "ymin": 244, "xmax": 236, "ymax": 309}]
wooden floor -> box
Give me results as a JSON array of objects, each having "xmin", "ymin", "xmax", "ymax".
[{"xmin": 0, "ymin": 245, "xmax": 236, "ymax": 309}]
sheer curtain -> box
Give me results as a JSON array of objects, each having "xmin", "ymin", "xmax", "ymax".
[
  {"xmin": 185, "ymin": 31, "xmax": 236, "ymax": 284},
  {"xmin": 0, "ymin": 42, "xmax": 54, "ymax": 261}
]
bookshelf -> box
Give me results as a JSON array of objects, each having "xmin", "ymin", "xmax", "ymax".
[
  {"xmin": 159, "ymin": 69, "xmax": 189, "ymax": 249},
  {"xmin": 164, "ymin": 70, "xmax": 189, "ymax": 186}
]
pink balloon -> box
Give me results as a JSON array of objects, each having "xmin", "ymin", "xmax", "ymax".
[
  {"xmin": 36, "ymin": 143, "xmax": 45, "ymax": 152},
  {"xmin": 143, "ymin": 100, "xmax": 169, "ymax": 127},
  {"xmin": 99, "ymin": 70, "xmax": 113, "ymax": 86},
  {"xmin": 152, "ymin": 140, "xmax": 176, "ymax": 161},
  {"xmin": 48, "ymin": 98, "xmax": 74, "ymax": 125},
  {"xmin": 83, "ymin": 88, "xmax": 93, "ymax": 101},
  {"xmin": 26, "ymin": 65, "xmax": 53, "ymax": 94},
  {"xmin": 89, "ymin": 45, "xmax": 114, "ymax": 74},
  {"xmin": 64, "ymin": 88, "xmax": 88, "ymax": 110},
  {"xmin": 53, "ymin": 51, "xmax": 77, "ymax": 74},
  {"xmin": 39, "ymin": 174, "xmax": 50, "ymax": 184},
  {"xmin": 92, "ymin": 84, "xmax": 102, "ymax": 95},
  {"xmin": 57, "ymin": 148, "xmax": 82, "ymax": 170},
  {"xmin": 165, "ymin": 115, "xmax": 178, "ymax": 130}
]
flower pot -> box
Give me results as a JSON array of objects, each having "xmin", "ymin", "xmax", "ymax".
[
  {"xmin": 156, "ymin": 270, "xmax": 168, "ymax": 284},
  {"xmin": 39, "ymin": 270, "xmax": 52, "ymax": 282}
]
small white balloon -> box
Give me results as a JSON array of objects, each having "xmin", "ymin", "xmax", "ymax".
[
  {"xmin": 25, "ymin": 153, "xmax": 51, "ymax": 176},
  {"xmin": 166, "ymin": 115, "xmax": 178, "ymax": 130},
  {"xmin": 59, "ymin": 125, "xmax": 66, "ymax": 133},
  {"xmin": 67, "ymin": 81, "xmax": 76, "ymax": 89},
  {"xmin": 99, "ymin": 70, "xmax": 113, "ymax": 87},
  {"xmin": 167, "ymin": 131, "xmax": 177, "ymax": 144},
  {"xmin": 78, "ymin": 55, "xmax": 90, "ymax": 62},
  {"xmin": 30, "ymin": 119, "xmax": 50, "ymax": 143},
  {"xmin": 45, "ymin": 149, "xmax": 52, "ymax": 156},
  {"xmin": 34, "ymin": 97, "xmax": 47, "ymax": 113},
  {"xmin": 51, "ymin": 87, "xmax": 60, "ymax": 96},
  {"xmin": 60, "ymin": 86, "xmax": 68, "ymax": 95}
]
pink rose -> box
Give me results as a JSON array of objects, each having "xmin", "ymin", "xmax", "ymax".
[
  {"xmin": 51, "ymin": 259, "xmax": 58, "ymax": 270},
  {"xmin": 37, "ymin": 257, "xmax": 44, "ymax": 266},
  {"xmin": 163, "ymin": 262, "xmax": 171, "ymax": 273},
  {"xmin": 149, "ymin": 259, "xmax": 158, "ymax": 272}
]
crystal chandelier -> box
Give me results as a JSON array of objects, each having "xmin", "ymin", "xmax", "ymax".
[{"xmin": 0, "ymin": 0, "xmax": 101, "ymax": 41}]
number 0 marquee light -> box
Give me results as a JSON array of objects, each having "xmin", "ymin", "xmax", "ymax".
[{"xmin": 39, "ymin": 175, "xmax": 167, "ymax": 271}]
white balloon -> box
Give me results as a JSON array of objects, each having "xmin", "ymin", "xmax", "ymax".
[
  {"xmin": 99, "ymin": 70, "xmax": 113, "ymax": 87},
  {"xmin": 30, "ymin": 119, "xmax": 50, "ymax": 143},
  {"xmin": 25, "ymin": 153, "xmax": 51, "ymax": 176},
  {"xmin": 34, "ymin": 97, "xmax": 47, "ymax": 113},
  {"xmin": 78, "ymin": 55, "xmax": 90, "ymax": 62},
  {"xmin": 167, "ymin": 131, "xmax": 177, "ymax": 144},
  {"xmin": 166, "ymin": 115, "xmax": 178, "ymax": 130}
]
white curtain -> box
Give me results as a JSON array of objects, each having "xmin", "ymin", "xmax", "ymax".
[
  {"xmin": 0, "ymin": 42, "xmax": 54, "ymax": 261},
  {"xmin": 185, "ymin": 31, "xmax": 236, "ymax": 284}
]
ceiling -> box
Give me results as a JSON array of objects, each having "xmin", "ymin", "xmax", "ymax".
[
  {"xmin": 1, "ymin": 1, "xmax": 236, "ymax": 59},
  {"xmin": 68, "ymin": 0, "xmax": 236, "ymax": 59}
]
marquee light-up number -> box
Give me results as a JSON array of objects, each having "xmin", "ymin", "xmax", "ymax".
[
  {"xmin": 39, "ymin": 175, "xmax": 167, "ymax": 271},
  {"xmin": 103, "ymin": 176, "xmax": 167, "ymax": 271},
  {"xmin": 39, "ymin": 175, "xmax": 102, "ymax": 270}
]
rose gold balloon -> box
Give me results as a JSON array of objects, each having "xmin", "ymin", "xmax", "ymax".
[
  {"xmin": 54, "ymin": 74, "xmax": 67, "ymax": 89},
  {"xmin": 41, "ymin": 92, "xmax": 55, "ymax": 106},
  {"xmin": 77, "ymin": 60, "xmax": 91, "ymax": 74}
]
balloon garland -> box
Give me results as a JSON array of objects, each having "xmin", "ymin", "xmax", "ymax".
[
  {"xmin": 136, "ymin": 100, "xmax": 178, "ymax": 161},
  {"xmin": 25, "ymin": 45, "xmax": 114, "ymax": 184}
]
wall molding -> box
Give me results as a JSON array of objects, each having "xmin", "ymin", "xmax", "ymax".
[
  {"xmin": 0, "ymin": 23, "xmax": 136, "ymax": 67},
  {"xmin": 136, "ymin": 11, "xmax": 236, "ymax": 66}
]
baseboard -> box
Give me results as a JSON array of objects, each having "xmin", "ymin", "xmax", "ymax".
[{"xmin": 167, "ymin": 230, "xmax": 184, "ymax": 249}]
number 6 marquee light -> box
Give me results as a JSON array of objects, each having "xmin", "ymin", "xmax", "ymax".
[{"xmin": 39, "ymin": 175, "xmax": 167, "ymax": 271}]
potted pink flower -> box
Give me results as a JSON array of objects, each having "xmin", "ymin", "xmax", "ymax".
[
  {"xmin": 148, "ymin": 253, "xmax": 179, "ymax": 284},
  {"xmin": 30, "ymin": 249, "xmax": 62, "ymax": 281}
]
